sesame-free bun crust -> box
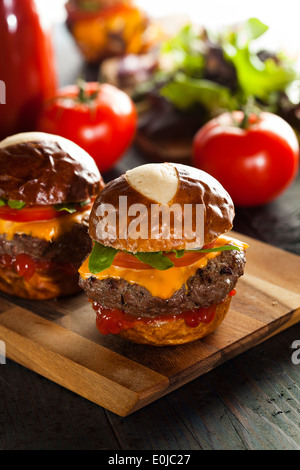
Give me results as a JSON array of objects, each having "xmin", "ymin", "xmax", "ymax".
[
  {"xmin": 89, "ymin": 162, "xmax": 234, "ymax": 252},
  {"xmin": 0, "ymin": 132, "xmax": 103, "ymax": 205},
  {"xmin": 119, "ymin": 295, "xmax": 232, "ymax": 346}
]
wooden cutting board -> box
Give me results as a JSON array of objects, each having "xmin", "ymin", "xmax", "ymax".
[{"xmin": 0, "ymin": 231, "xmax": 299, "ymax": 416}]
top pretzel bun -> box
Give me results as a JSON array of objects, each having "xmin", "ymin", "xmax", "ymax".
[
  {"xmin": 89, "ymin": 162, "xmax": 235, "ymax": 253},
  {"xmin": 0, "ymin": 132, "xmax": 103, "ymax": 205}
]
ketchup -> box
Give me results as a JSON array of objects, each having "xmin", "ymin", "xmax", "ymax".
[
  {"xmin": 92, "ymin": 302, "xmax": 217, "ymax": 336},
  {"xmin": 0, "ymin": 253, "xmax": 77, "ymax": 282},
  {"xmin": 0, "ymin": 0, "xmax": 57, "ymax": 139}
]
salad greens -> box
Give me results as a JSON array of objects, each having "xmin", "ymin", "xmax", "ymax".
[
  {"xmin": 137, "ymin": 18, "xmax": 297, "ymax": 114},
  {"xmin": 223, "ymin": 18, "xmax": 296, "ymax": 102},
  {"xmin": 160, "ymin": 74, "xmax": 238, "ymax": 112},
  {"xmin": 88, "ymin": 241, "xmax": 240, "ymax": 274}
]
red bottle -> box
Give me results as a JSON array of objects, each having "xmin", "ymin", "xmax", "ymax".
[{"xmin": 0, "ymin": 0, "xmax": 57, "ymax": 139}]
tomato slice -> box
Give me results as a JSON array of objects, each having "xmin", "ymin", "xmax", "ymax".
[
  {"xmin": 0, "ymin": 202, "xmax": 93, "ymax": 222},
  {"xmin": 112, "ymin": 241, "xmax": 217, "ymax": 270},
  {"xmin": 0, "ymin": 205, "xmax": 64, "ymax": 222},
  {"xmin": 112, "ymin": 252, "xmax": 152, "ymax": 270}
]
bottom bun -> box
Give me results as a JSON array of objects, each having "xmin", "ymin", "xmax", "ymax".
[
  {"xmin": 119, "ymin": 295, "xmax": 232, "ymax": 346},
  {"xmin": 0, "ymin": 264, "xmax": 81, "ymax": 300}
]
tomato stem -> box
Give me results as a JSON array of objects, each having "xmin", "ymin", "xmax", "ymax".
[
  {"xmin": 76, "ymin": 78, "xmax": 99, "ymax": 103},
  {"xmin": 240, "ymin": 96, "xmax": 255, "ymax": 129}
]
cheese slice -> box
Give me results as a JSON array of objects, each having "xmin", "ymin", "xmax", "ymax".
[
  {"xmin": 79, "ymin": 235, "xmax": 248, "ymax": 300},
  {"xmin": 0, "ymin": 210, "xmax": 90, "ymax": 242}
]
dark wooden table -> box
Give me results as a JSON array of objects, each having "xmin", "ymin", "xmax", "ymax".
[{"xmin": 0, "ymin": 21, "xmax": 300, "ymax": 451}]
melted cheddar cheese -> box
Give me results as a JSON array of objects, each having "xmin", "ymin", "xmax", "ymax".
[
  {"xmin": 79, "ymin": 235, "xmax": 248, "ymax": 300},
  {"xmin": 0, "ymin": 210, "xmax": 90, "ymax": 242}
]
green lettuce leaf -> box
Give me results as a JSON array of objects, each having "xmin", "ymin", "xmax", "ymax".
[
  {"xmin": 228, "ymin": 49, "xmax": 295, "ymax": 101},
  {"xmin": 160, "ymin": 73, "xmax": 238, "ymax": 111},
  {"xmin": 160, "ymin": 24, "xmax": 205, "ymax": 77},
  {"xmin": 226, "ymin": 17, "xmax": 269, "ymax": 45},
  {"xmin": 222, "ymin": 18, "xmax": 296, "ymax": 101}
]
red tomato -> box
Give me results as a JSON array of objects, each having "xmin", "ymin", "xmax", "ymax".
[
  {"xmin": 193, "ymin": 111, "xmax": 299, "ymax": 207},
  {"xmin": 37, "ymin": 81, "xmax": 137, "ymax": 173}
]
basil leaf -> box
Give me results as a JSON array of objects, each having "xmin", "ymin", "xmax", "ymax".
[
  {"xmin": 191, "ymin": 245, "xmax": 240, "ymax": 253},
  {"xmin": 0, "ymin": 197, "xmax": 7, "ymax": 207},
  {"xmin": 54, "ymin": 200, "xmax": 91, "ymax": 213},
  {"xmin": 88, "ymin": 242, "xmax": 119, "ymax": 274},
  {"xmin": 78, "ymin": 199, "xmax": 91, "ymax": 207},
  {"xmin": 134, "ymin": 252, "xmax": 174, "ymax": 270},
  {"xmin": 7, "ymin": 200, "xmax": 26, "ymax": 209},
  {"xmin": 174, "ymin": 249, "xmax": 185, "ymax": 258},
  {"xmin": 53, "ymin": 203, "xmax": 77, "ymax": 214},
  {"xmin": 171, "ymin": 246, "xmax": 241, "ymax": 257}
]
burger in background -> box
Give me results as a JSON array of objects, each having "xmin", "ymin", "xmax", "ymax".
[
  {"xmin": 0, "ymin": 132, "xmax": 103, "ymax": 299},
  {"xmin": 79, "ymin": 162, "xmax": 247, "ymax": 346},
  {"xmin": 65, "ymin": 0, "xmax": 162, "ymax": 64}
]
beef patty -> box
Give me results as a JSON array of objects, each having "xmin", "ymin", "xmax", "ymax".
[
  {"xmin": 0, "ymin": 220, "xmax": 92, "ymax": 266},
  {"xmin": 79, "ymin": 247, "xmax": 246, "ymax": 318}
]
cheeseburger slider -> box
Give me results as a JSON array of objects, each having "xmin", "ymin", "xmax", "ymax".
[
  {"xmin": 0, "ymin": 132, "xmax": 103, "ymax": 299},
  {"xmin": 79, "ymin": 163, "xmax": 247, "ymax": 346}
]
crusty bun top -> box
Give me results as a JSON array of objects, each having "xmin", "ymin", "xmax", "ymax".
[
  {"xmin": 89, "ymin": 162, "xmax": 234, "ymax": 252},
  {"xmin": 0, "ymin": 132, "xmax": 104, "ymax": 205}
]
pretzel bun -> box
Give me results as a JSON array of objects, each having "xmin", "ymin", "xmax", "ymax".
[
  {"xmin": 119, "ymin": 295, "xmax": 232, "ymax": 346},
  {"xmin": 0, "ymin": 132, "xmax": 104, "ymax": 300},
  {"xmin": 0, "ymin": 132, "xmax": 102, "ymax": 204},
  {"xmin": 89, "ymin": 162, "xmax": 234, "ymax": 252}
]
